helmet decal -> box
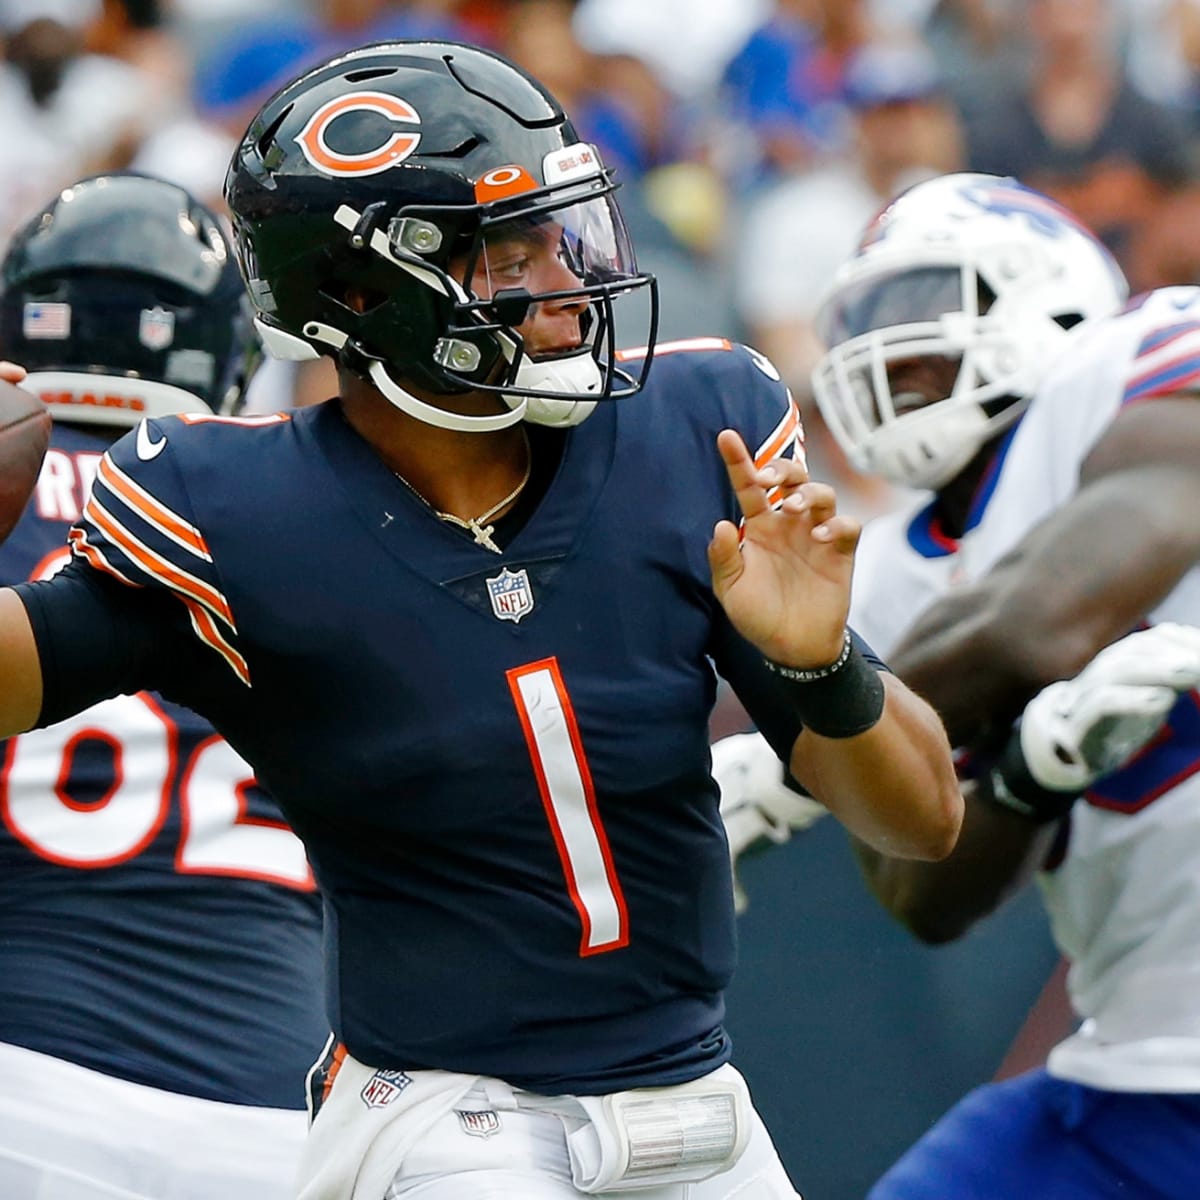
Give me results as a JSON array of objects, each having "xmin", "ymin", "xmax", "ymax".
[
  {"xmin": 544, "ymin": 143, "xmax": 600, "ymax": 185},
  {"xmin": 473, "ymin": 165, "xmax": 539, "ymax": 203},
  {"xmin": 960, "ymin": 178, "xmax": 1093, "ymax": 240},
  {"xmin": 294, "ymin": 91, "xmax": 422, "ymax": 178}
]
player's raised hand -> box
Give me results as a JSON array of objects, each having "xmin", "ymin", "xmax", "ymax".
[{"xmin": 708, "ymin": 428, "xmax": 860, "ymax": 668}]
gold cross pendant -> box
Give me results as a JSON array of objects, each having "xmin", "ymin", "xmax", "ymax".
[{"xmin": 467, "ymin": 519, "xmax": 502, "ymax": 554}]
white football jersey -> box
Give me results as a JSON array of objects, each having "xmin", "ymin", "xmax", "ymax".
[{"xmin": 850, "ymin": 285, "xmax": 1200, "ymax": 1092}]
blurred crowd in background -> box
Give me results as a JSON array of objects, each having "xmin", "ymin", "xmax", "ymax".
[{"xmin": 2, "ymin": 0, "xmax": 1199, "ymax": 515}]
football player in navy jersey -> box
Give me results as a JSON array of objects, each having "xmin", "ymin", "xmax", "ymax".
[
  {"xmin": 0, "ymin": 44, "xmax": 960, "ymax": 1200},
  {"xmin": 0, "ymin": 174, "xmax": 327, "ymax": 1198}
]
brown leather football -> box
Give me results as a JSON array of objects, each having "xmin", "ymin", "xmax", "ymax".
[{"xmin": 0, "ymin": 379, "xmax": 51, "ymax": 544}]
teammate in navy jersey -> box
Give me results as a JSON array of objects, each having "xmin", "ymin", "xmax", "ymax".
[
  {"xmin": 0, "ymin": 44, "xmax": 961, "ymax": 1199},
  {"xmin": 717, "ymin": 172, "xmax": 1200, "ymax": 1198},
  {"xmin": 0, "ymin": 173, "xmax": 326, "ymax": 1200}
]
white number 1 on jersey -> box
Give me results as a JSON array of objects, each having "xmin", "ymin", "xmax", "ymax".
[{"xmin": 509, "ymin": 658, "xmax": 629, "ymax": 955}]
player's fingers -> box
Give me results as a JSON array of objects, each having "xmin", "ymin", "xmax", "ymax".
[
  {"xmin": 0, "ymin": 361, "xmax": 27, "ymax": 383},
  {"xmin": 782, "ymin": 481, "xmax": 837, "ymax": 525},
  {"xmin": 717, "ymin": 429, "xmax": 770, "ymax": 521},
  {"xmin": 708, "ymin": 518, "xmax": 744, "ymax": 592},
  {"xmin": 811, "ymin": 513, "xmax": 862, "ymax": 553},
  {"xmin": 757, "ymin": 455, "xmax": 809, "ymax": 493}
]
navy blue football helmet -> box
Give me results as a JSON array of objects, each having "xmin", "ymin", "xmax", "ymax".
[
  {"xmin": 225, "ymin": 40, "xmax": 658, "ymax": 432},
  {"xmin": 0, "ymin": 172, "xmax": 258, "ymax": 428}
]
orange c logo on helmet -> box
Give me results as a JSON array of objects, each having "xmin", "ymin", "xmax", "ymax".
[{"xmin": 295, "ymin": 91, "xmax": 422, "ymax": 178}]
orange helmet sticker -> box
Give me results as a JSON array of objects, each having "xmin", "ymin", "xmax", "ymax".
[
  {"xmin": 295, "ymin": 92, "xmax": 422, "ymax": 178},
  {"xmin": 474, "ymin": 165, "xmax": 539, "ymax": 203}
]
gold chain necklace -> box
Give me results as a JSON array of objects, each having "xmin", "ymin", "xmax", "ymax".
[{"xmin": 393, "ymin": 429, "xmax": 531, "ymax": 555}]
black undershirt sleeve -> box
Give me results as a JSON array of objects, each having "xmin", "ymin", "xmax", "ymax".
[{"xmin": 14, "ymin": 559, "xmax": 189, "ymax": 727}]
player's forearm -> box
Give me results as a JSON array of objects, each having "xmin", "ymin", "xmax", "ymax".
[
  {"xmin": 893, "ymin": 464, "xmax": 1200, "ymax": 746},
  {"xmin": 791, "ymin": 674, "xmax": 962, "ymax": 861},
  {"xmin": 850, "ymin": 777, "xmax": 1057, "ymax": 943},
  {"xmin": 0, "ymin": 587, "xmax": 42, "ymax": 737}
]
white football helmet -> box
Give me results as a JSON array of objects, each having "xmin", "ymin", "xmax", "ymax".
[{"xmin": 811, "ymin": 173, "xmax": 1129, "ymax": 491}]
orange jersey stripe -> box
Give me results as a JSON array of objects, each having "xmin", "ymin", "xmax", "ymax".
[
  {"xmin": 616, "ymin": 336, "xmax": 732, "ymax": 363},
  {"xmin": 182, "ymin": 599, "xmax": 251, "ymax": 687},
  {"xmin": 754, "ymin": 393, "xmax": 802, "ymax": 469},
  {"xmin": 324, "ymin": 1043, "xmax": 348, "ymax": 1104},
  {"xmin": 84, "ymin": 497, "xmax": 236, "ymax": 628},
  {"xmin": 67, "ymin": 527, "xmax": 140, "ymax": 587},
  {"xmin": 178, "ymin": 413, "xmax": 291, "ymax": 426},
  {"xmin": 97, "ymin": 457, "xmax": 211, "ymax": 561}
]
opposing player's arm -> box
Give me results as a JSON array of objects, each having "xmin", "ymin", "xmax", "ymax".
[
  {"xmin": 710, "ymin": 429, "xmax": 961, "ymax": 861},
  {"xmin": 854, "ymin": 393, "xmax": 1200, "ymax": 939},
  {"xmin": 891, "ymin": 394, "xmax": 1200, "ymax": 747},
  {"xmin": 851, "ymin": 779, "xmax": 1059, "ymax": 942}
]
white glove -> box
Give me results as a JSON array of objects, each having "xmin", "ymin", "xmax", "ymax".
[
  {"xmin": 1020, "ymin": 622, "xmax": 1200, "ymax": 793},
  {"xmin": 712, "ymin": 731, "xmax": 827, "ymax": 912}
]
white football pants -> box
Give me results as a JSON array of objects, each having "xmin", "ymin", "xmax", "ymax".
[
  {"xmin": 0, "ymin": 1040, "xmax": 308, "ymax": 1200},
  {"xmin": 383, "ymin": 1078, "xmax": 801, "ymax": 1199}
]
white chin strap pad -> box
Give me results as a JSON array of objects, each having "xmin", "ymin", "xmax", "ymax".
[{"xmin": 504, "ymin": 350, "xmax": 601, "ymax": 428}]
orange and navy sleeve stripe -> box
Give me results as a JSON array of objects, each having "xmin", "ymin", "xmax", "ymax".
[
  {"xmin": 71, "ymin": 451, "xmax": 250, "ymax": 686},
  {"xmin": 747, "ymin": 388, "xmax": 805, "ymax": 521}
]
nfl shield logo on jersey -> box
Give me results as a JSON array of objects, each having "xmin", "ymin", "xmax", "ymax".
[
  {"xmin": 487, "ymin": 567, "xmax": 534, "ymax": 623},
  {"xmin": 139, "ymin": 306, "xmax": 176, "ymax": 350}
]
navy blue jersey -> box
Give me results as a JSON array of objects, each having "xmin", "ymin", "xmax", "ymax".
[
  {"xmin": 1, "ymin": 423, "xmax": 326, "ymax": 1108},
  {"xmin": 20, "ymin": 341, "xmax": 807, "ymax": 1094}
]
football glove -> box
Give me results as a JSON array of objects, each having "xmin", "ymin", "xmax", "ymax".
[
  {"xmin": 1019, "ymin": 622, "xmax": 1200, "ymax": 794},
  {"xmin": 712, "ymin": 731, "xmax": 828, "ymax": 912}
]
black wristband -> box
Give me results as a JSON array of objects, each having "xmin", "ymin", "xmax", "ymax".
[
  {"xmin": 762, "ymin": 632, "xmax": 886, "ymax": 739},
  {"xmin": 987, "ymin": 720, "xmax": 1079, "ymax": 824}
]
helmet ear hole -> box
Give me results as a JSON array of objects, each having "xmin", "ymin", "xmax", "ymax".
[
  {"xmin": 1053, "ymin": 312, "xmax": 1086, "ymax": 330},
  {"xmin": 327, "ymin": 284, "xmax": 389, "ymax": 316}
]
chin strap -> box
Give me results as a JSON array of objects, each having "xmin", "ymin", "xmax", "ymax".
[
  {"xmin": 368, "ymin": 360, "xmax": 527, "ymax": 432},
  {"xmin": 257, "ymin": 316, "xmax": 529, "ymax": 433}
]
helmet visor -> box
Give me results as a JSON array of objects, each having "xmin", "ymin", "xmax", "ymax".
[
  {"xmin": 817, "ymin": 266, "xmax": 964, "ymax": 345},
  {"xmin": 470, "ymin": 190, "xmax": 640, "ymax": 310}
]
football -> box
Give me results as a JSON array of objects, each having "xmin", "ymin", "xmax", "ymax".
[{"xmin": 0, "ymin": 379, "xmax": 50, "ymax": 544}]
